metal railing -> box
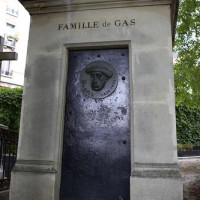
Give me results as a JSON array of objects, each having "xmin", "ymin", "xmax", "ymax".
[
  {"xmin": 0, "ymin": 127, "xmax": 18, "ymax": 191},
  {"xmin": 1, "ymin": 69, "xmax": 13, "ymax": 77}
]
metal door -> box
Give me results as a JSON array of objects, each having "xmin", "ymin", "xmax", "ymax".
[{"xmin": 60, "ymin": 49, "xmax": 130, "ymax": 200}]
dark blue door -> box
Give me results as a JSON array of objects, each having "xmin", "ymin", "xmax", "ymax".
[{"xmin": 60, "ymin": 49, "xmax": 130, "ymax": 200}]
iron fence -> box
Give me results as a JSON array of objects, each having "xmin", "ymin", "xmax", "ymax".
[{"xmin": 0, "ymin": 127, "xmax": 18, "ymax": 191}]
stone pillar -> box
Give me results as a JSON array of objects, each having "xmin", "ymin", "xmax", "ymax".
[{"xmin": 10, "ymin": 1, "xmax": 182, "ymax": 200}]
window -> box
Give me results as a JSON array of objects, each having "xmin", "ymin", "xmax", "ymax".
[
  {"xmin": 1, "ymin": 61, "xmax": 13, "ymax": 77},
  {"xmin": 6, "ymin": 6, "xmax": 19, "ymax": 17},
  {"xmin": 4, "ymin": 23, "xmax": 17, "ymax": 49},
  {"xmin": 6, "ymin": 23, "xmax": 15, "ymax": 35},
  {"xmin": 4, "ymin": 34, "xmax": 16, "ymax": 49}
]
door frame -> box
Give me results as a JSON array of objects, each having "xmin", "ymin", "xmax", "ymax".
[{"xmin": 57, "ymin": 40, "xmax": 134, "ymax": 198}]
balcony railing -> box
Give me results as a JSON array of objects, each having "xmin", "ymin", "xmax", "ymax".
[
  {"xmin": 3, "ymin": 34, "xmax": 16, "ymax": 50},
  {"xmin": 1, "ymin": 69, "xmax": 13, "ymax": 77}
]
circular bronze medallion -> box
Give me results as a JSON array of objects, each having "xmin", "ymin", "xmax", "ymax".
[{"xmin": 80, "ymin": 61, "xmax": 118, "ymax": 99}]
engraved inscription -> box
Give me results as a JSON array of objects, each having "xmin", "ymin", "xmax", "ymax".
[
  {"xmin": 80, "ymin": 61, "xmax": 118, "ymax": 99},
  {"xmin": 58, "ymin": 19, "xmax": 135, "ymax": 30}
]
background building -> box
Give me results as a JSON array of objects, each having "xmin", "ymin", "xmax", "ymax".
[{"xmin": 0, "ymin": 0, "xmax": 30, "ymax": 88}]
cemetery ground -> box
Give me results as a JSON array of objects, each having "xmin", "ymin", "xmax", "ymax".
[{"xmin": 178, "ymin": 157, "xmax": 200, "ymax": 200}]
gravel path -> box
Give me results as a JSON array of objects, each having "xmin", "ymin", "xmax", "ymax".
[{"xmin": 178, "ymin": 157, "xmax": 200, "ymax": 200}]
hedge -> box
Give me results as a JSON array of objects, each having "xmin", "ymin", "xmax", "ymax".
[
  {"xmin": 0, "ymin": 87, "xmax": 23, "ymax": 130},
  {"xmin": 176, "ymin": 105, "xmax": 200, "ymax": 145},
  {"xmin": 0, "ymin": 87, "xmax": 200, "ymax": 144}
]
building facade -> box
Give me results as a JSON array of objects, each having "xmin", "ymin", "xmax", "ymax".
[{"xmin": 0, "ymin": 0, "xmax": 30, "ymax": 88}]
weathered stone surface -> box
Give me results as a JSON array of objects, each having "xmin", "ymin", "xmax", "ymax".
[
  {"xmin": 131, "ymin": 176, "xmax": 183, "ymax": 200},
  {"xmin": 18, "ymin": 0, "xmax": 179, "ymax": 42},
  {"xmin": 9, "ymin": 172, "xmax": 56, "ymax": 200}
]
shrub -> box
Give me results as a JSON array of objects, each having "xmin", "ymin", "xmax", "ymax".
[
  {"xmin": 0, "ymin": 87, "xmax": 23, "ymax": 130},
  {"xmin": 176, "ymin": 105, "xmax": 200, "ymax": 145},
  {"xmin": 183, "ymin": 143, "xmax": 193, "ymax": 150},
  {"xmin": 177, "ymin": 143, "xmax": 184, "ymax": 151},
  {"xmin": 177, "ymin": 143, "xmax": 194, "ymax": 151}
]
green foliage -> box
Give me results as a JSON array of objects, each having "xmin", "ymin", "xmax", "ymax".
[
  {"xmin": 0, "ymin": 87, "xmax": 23, "ymax": 130},
  {"xmin": 177, "ymin": 143, "xmax": 184, "ymax": 150},
  {"xmin": 177, "ymin": 143, "xmax": 193, "ymax": 150},
  {"xmin": 176, "ymin": 105, "xmax": 200, "ymax": 144},
  {"xmin": 183, "ymin": 143, "xmax": 194, "ymax": 150},
  {"xmin": 174, "ymin": 0, "xmax": 200, "ymax": 107}
]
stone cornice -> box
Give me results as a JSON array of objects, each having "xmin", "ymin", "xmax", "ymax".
[
  {"xmin": 171, "ymin": 0, "xmax": 179, "ymax": 43},
  {"xmin": 19, "ymin": 0, "xmax": 175, "ymax": 14},
  {"xmin": 19, "ymin": 0, "xmax": 179, "ymax": 43}
]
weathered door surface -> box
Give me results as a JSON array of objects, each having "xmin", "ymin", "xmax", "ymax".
[{"xmin": 60, "ymin": 49, "xmax": 130, "ymax": 200}]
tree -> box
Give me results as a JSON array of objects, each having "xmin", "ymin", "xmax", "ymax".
[{"xmin": 174, "ymin": 0, "xmax": 200, "ymax": 108}]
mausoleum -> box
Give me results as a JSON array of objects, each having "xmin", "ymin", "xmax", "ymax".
[{"xmin": 10, "ymin": 1, "xmax": 182, "ymax": 199}]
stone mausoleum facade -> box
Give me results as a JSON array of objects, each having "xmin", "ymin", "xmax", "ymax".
[{"xmin": 10, "ymin": 1, "xmax": 182, "ymax": 200}]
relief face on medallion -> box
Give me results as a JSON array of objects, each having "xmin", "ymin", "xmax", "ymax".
[{"xmin": 80, "ymin": 61, "xmax": 118, "ymax": 99}]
